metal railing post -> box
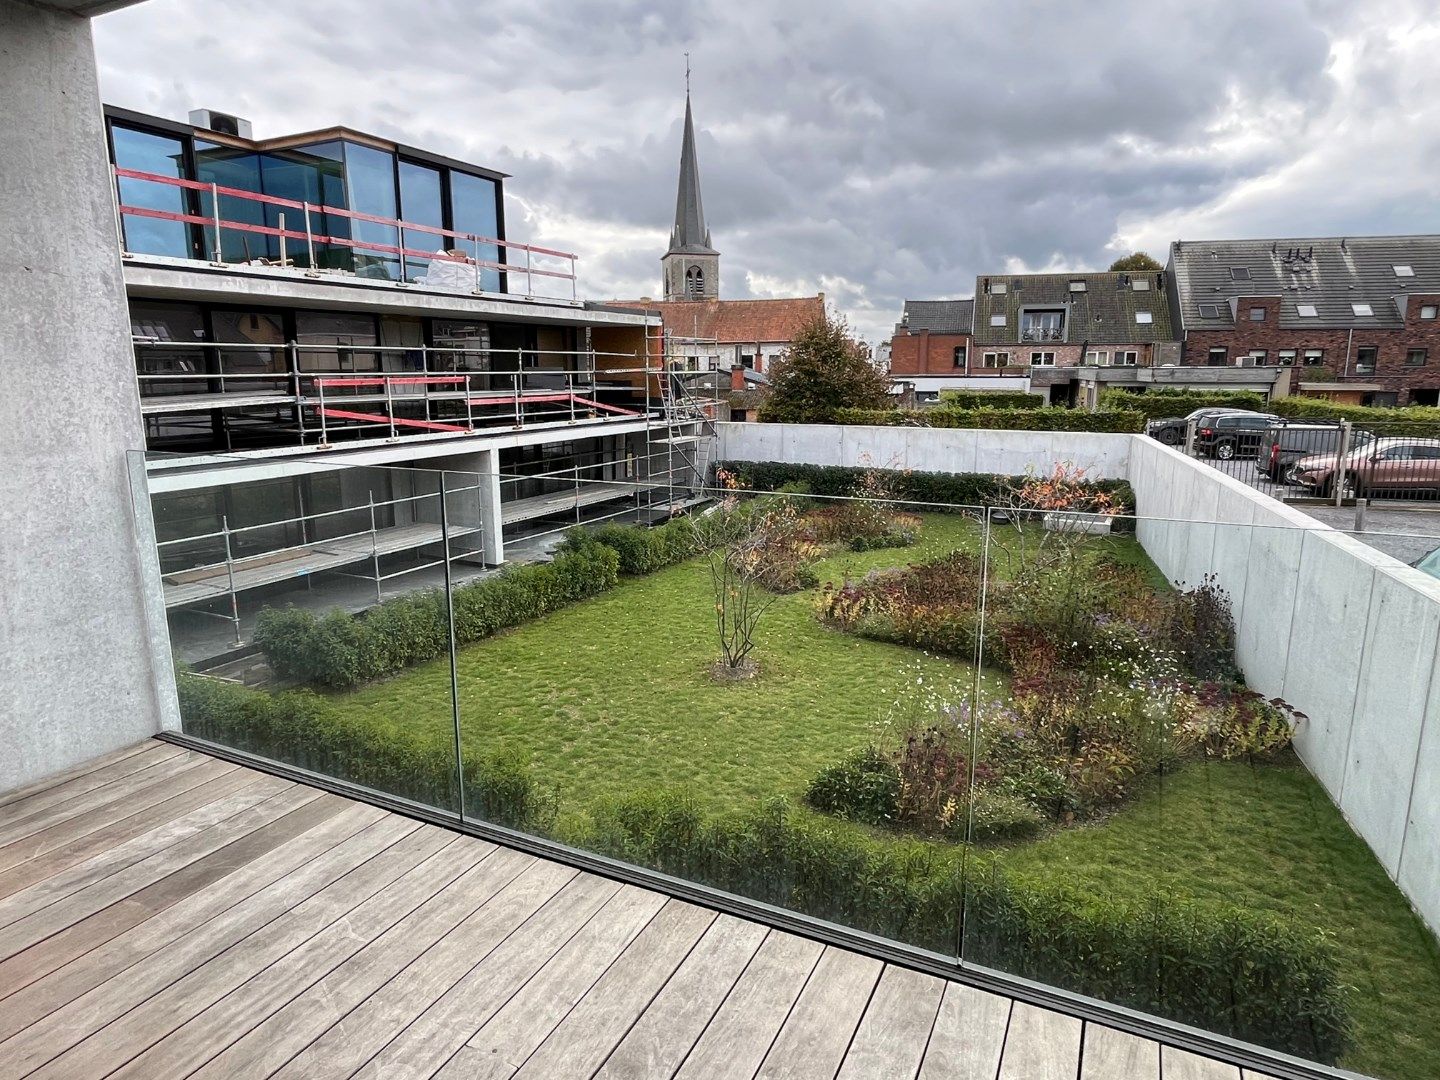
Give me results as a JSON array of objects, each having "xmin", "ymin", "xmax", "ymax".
[
  {"xmin": 525, "ymin": 247, "xmax": 533, "ymax": 297},
  {"xmin": 368, "ymin": 491, "xmax": 382, "ymax": 603},
  {"xmin": 318, "ymin": 376, "xmax": 329, "ymax": 445},
  {"xmin": 209, "ymin": 182, "xmax": 223, "ymax": 263},
  {"xmin": 303, "ymin": 201, "xmax": 317, "ymax": 272},
  {"xmin": 290, "ymin": 342, "xmax": 306, "ymax": 442},
  {"xmin": 514, "ymin": 371, "xmax": 522, "ymax": 428},
  {"xmin": 221, "ymin": 515, "xmax": 241, "ymax": 646},
  {"xmin": 472, "ymin": 235, "xmax": 481, "ymax": 293},
  {"xmin": 437, "ymin": 471, "xmax": 467, "ymax": 820},
  {"xmin": 277, "ymin": 211, "xmax": 287, "ymax": 267},
  {"xmin": 568, "ymin": 371, "xmax": 575, "ymax": 423},
  {"xmin": 397, "ymin": 224, "xmax": 406, "ymax": 282},
  {"xmin": 384, "ymin": 375, "xmax": 396, "ymax": 439}
]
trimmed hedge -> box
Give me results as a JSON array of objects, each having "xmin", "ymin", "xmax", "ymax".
[
  {"xmin": 578, "ymin": 791, "xmax": 1349, "ymax": 1062},
  {"xmin": 176, "ymin": 673, "xmax": 557, "ymax": 830},
  {"xmin": 834, "ymin": 406, "xmax": 1146, "ymax": 433},
  {"xmin": 1099, "ymin": 388, "xmax": 1268, "ymax": 421},
  {"xmin": 937, "ymin": 390, "xmax": 1046, "ymax": 409},
  {"xmin": 559, "ymin": 518, "xmax": 699, "ymax": 576},
  {"xmin": 715, "ymin": 460, "xmax": 1137, "ymax": 517},
  {"xmin": 255, "ymin": 545, "xmax": 619, "ymax": 689},
  {"xmin": 1270, "ymin": 397, "xmax": 1440, "ymax": 435}
]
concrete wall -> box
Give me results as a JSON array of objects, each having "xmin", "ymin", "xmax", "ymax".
[
  {"xmin": 715, "ymin": 422, "xmax": 1133, "ymax": 480},
  {"xmin": 1127, "ymin": 437, "xmax": 1440, "ymax": 936},
  {"xmin": 0, "ymin": 3, "xmax": 176, "ymax": 793}
]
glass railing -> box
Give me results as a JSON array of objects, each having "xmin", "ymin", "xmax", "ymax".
[{"xmin": 131, "ymin": 449, "xmax": 1440, "ymax": 1080}]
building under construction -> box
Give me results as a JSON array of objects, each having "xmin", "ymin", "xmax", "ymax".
[{"xmin": 106, "ymin": 104, "xmax": 714, "ymax": 663}]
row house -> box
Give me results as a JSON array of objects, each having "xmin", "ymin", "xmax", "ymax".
[{"xmin": 1166, "ymin": 236, "xmax": 1440, "ymax": 406}]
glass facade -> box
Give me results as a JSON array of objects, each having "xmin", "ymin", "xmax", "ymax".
[
  {"xmin": 345, "ymin": 142, "xmax": 401, "ymax": 280},
  {"xmin": 112, "ymin": 125, "xmax": 195, "ymax": 258},
  {"xmin": 451, "ymin": 171, "xmax": 503, "ymax": 292},
  {"xmin": 398, "ymin": 159, "xmax": 444, "ymax": 281}
]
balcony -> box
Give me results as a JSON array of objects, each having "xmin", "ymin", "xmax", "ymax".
[
  {"xmin": 1019, "ymin": 325, "xmax": 1065, "ymax": 342},
  {"xmin": 108, "ymin": 430, "xmax": 1440, "ymax": 1080}
]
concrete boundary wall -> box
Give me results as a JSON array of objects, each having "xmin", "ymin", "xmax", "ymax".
[
  {"xmin": 715, "ymin": 422, "xmax": 1134, "ymax": 480},
  {"xmin": 1127, "ymin": 437, "xmax": 1440, "ymax": 936},
  {"xmin": 716, "ymin": 422, "xmax": 1439, "ymax": 936}
]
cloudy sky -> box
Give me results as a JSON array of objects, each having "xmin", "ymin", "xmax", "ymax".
[{"xmin": 95, "ymin": 0, "xmax": 1440, "ymax": 345}]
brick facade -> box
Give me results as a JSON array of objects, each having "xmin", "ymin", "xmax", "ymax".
[
  {"xmin": 888, "ymin": 330, "xmax": 973, "ymax": 375},
  {"xmin": 1180, "ymin": 292, "xmax": 1440, "ymax": 405}
]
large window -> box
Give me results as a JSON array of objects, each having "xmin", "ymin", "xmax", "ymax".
[
  {"xmin": 130, "ymin": 301, "xmax": 206, "ymax": 398},
  {"xmin": 254, "ymin": 141, "xmax": 349, "ymax": 269},
  {"xmin": 399, "ymin": 160, "xmax": 445, "ymax": 282},
  {"xmin": 1020, "ymin": 310, "xmax": 1063, "ymax": 341},
  {"xmin": 451, "ymin": 172, "xmax": 502, "ymax": 292},
  {"xmin": 193, "ymin": 143, "xmax": 265, "ymax": 262},
  {"xmin": 112, "ymin": 124, "xmax": 195, "ymax": 259},
  {"xmin": 346, "ymin": 143, "xmax": 401, "ymax": 280},
  {"xmin": 211, "ymin": 310, "xmax": 288, "ymax": 385},
  {"xmin": 296, "ymin": 311, "xmax": 379, "ymax": 372},
  {"xmin": 1354, "ymin": 346, "xmax": 1378, "ymax": 375}
]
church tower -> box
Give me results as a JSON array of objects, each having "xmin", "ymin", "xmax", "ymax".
[{"xmin": 661, "ymin": 88, "xmax": 719, "ymax": 301}]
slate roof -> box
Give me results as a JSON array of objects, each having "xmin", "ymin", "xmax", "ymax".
[
  {"xmin": 607, "ymin": 296, "xmax": 825, "ymax": 344},
  {"xmin": 969, "ymin": 270, "xmax": 1176, "ymax": 346},
  {"xmin": 667, "ymin": 95, "xmax": 717, "ymax": 256},
  {"xmin": 900, "ymin": 299, "xmax": 974, "ymax": 334},
  {"xmin": 1168, "ymin": 235, "xmax": 1440, "ymax": 331}
]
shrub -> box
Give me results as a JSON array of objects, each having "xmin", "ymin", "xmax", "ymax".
[
  {"xmin": 576, "ymin": 791, "xmax": 1348, "ymax": 1062},
  {"xmin": 561, "ymin": 518, "xmax": 698, "ymax": 576},
  {"xmin": 937, "ymin": 390, "xmax": 1046, "ymax": 410},
  {"xmin": 717, "ymin": 461, "xmax": 1137, "ymax": 519},
  {"xmin": 833, "ymin": 406, "xmax": 1145, "ymax": 433},
  {"xmin": 255, "ymin": 545, "xmax": 619, "ymax": 690},
  {"xmin": 804, "ymin": 747, "xmax": 900, "ymax": 825},
  {"xmin": 1175, "ymin": 682, "xmax": 1301, "ymax": 762},
  {"xmin": 1165, "ymin": 574, "xmax": 1238, "ymax": 681},
  {"xmin": 1099, "ymin": 388, "xmax": 1268, "ymax": 421},
  {"xmin": 176, "ymin": 673, "xmax": 557, "ymax": 831},
  {"xmin": 966, "ymin": 790, "xmax": 1045, "ymax": 843}
]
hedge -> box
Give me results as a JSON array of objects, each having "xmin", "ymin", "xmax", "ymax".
[
  {"xmin": 715, "ymin": 460, "xmax": 1137, "ymax": 517},
  {"xmin": 176, "ymin": 673, "xmax": 557, "ymax": 830},
  {"xmin": 1098, "ymin": 388, "xmax": 1268, "ymax": 421},
  {"xmin": 834, "ymin": 406, "xmax": 1146, "ymax": 433},
  {"xmin": 559, "ymin": 517, "xmax": 699, "ymax": 576},
  {"xmin": 577, "ymin": 790, "xmax": 1350, "ymax": 1062},
  {"xmin": 255, "ymin": 544, "xmax": 619, "ymax": 689},
  {"xmin": 937, "ymin": 390, "xmax": 1046, "ymax": 409}
]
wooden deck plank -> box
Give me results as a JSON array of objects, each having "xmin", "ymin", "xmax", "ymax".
[
  {"xmin": 915, "ymin": 982, "xmax": 1011, "ymax": 1080},
  {"xmin": 0, "ymin": 787, "xmax": 334, "ymax": 986},
  {"xmin": 25, "ymin": 823, "xmax": 455, "ymax": 1080},
  {"xmin": 111, "ymin": 835, "xmax": 494, "ymax": 1080},
  {"xmin": 996, "ymin": 1001, "xmax": 1083, "ymax": 1080},
  {"xmin": 0, "ymin": 747, "xmax": 203, "ymax": 849},
  {"xmin": 511, "ymin": 900, "xmax": 716, "ymax": 1080},
  {"xmin": 1162, "ymin": 1047, "xmax": 1243, "ymax": 1079},
  {"xmin": 0, "ymin": 742, "xmax": 179, "ymax": 815},
  {"xmin": 1080, "ymin": 1024, "xmax": 1160, "ymax": 1079},
  {"xmin": 835, "ymin": 964, "xmax": 945, "ymax": 1080},
  {"xmin": 271, "ymin": 857, "xmax": 576, "ymax": 1080},
  {"xmin": 592, "ymin": 916, "xmax": 769, "ymax": 1080},
  {"xmin": 187, "ymin": 845, "xmax": 534, "ymax": 1080},
  {"xmin": 442, "ymin": 885, "xmax": 672, "ymax": 1080},
  {"xmin": 0, "ymin": 802, "xmax": 387, "ymax": 1047},
  {"xmin": 672, "ymin": 930, "xmax": 825, "ymax": 1080},
  {"xmin": 755, "ymin": 947, "xmax": 883, "ymax": 1080},
  {"xmin": 0, "ymin": 761, "xmax": 256, "ymax": 899},
  {"xmin": 350, "ymin": 873, "xmax": 622, "ymax": 1080}
]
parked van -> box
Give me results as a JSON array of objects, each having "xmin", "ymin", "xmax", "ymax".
[{"xmin": 1260, "ymin": 423, "xmax": 1374, "ymax": 483}]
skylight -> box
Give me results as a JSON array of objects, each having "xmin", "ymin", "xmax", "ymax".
[
  {"xmin": 1352, "ymin": 303, "xmax": 1373, "ymax": 316},
  {"xmin": 991, "ymin": 282, "xmax": 1008, "ymax": 294},
  {"xmin": 1394, "ymin": 265, "xmax": 1415, "ymax": 277},
  {"xmin": 1132, "ymin": 278, "xmax": 1151, "ymax": 291},
  {"xmin": 1069, "ymin": 280, "xmax": 1087, "ymax": 292},
  {"xmin": 1297, "ymin": 304, "xmax": 1318, "ymax": 317},
  {"xmin": 1135, "ymin": 311, "xmax": 1153, "ymax": 324},
  {"xmin": 1230, "ymin": 267, "xmax": 1251, "ymax": 281},
  {"xmin": 1198, "ymin": 303, "xmax": 1222, "ymax": 318},
  {"xmin": 990, "ymin": 315, "xmax": 1006, "ymax": 326}
]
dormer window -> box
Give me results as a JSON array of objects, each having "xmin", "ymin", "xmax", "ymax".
[
  {"xmin": 1394, "ymin": 265, "xmax": 1415, "ymax": 277},
  {"xmin": 1297, "ymin": 304, "xmax": 1318, "ymax": 317},
  {"xmin": 1352, "ymin": 303, "xmax": 1373, "ymax": 316},
  {"xmin": 1198, "ymin": 303, "xmax": 1222, "ymax": 318}
]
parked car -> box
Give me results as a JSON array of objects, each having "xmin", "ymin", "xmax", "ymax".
[
  {"xmin": 1412, "ymin": 545, "xmax": 1440, "ymax": 581},
  {"xmin": 1292, "ymin": 437, "xmax": 1440, "ymax": 498},
  {"xmin": 1146, "ymin": 407, "xmax": 1254, "ymax": 447},
  {"xmin": 1260, "ymin": 423, "xmax": 1374, "ymax": 483},
  {"xmin": 1193, "ymin": 411, "xmax": 1282, "ymax": 460}
]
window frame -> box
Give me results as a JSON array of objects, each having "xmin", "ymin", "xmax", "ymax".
[
  {"xmin": 1135, "ymin": 311, "xmax": 1154, "ymax": 325},
  {"xmin": 1248, "ymin": 307, "xmax": 1265, "ymax": 322},
  {"xmin": 1407, "ymin": 348, "xmax": 1429, "ymax": 367},
  {"xmin": 1296, "ymin": 304, "xmax": 1318, "ymax": 318},
  {"xmin": 1029, "ymin": 350, "xmax": 1056, "ymax": 366},
  {"xmin": 1352, "ymin": 303, "xmax": 1374, "ymax": 317},
  {"xmin": 1197, "ymin": 303, "xmax": 1222, "ymax": 319}
]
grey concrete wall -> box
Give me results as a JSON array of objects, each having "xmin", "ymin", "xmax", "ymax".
[
  {"xmin": 0, "ymin": 4, "xmax": 175, "ymax": 792},
  {"xmin": 715, "ymin": 422, "xmax": 1133, "ymax": 480},
  {"xmin": 1127, "ymin": 437, "xmax": 1440, "ymax": 936}
]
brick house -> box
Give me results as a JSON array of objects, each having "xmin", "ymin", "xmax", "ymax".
[
  {"xmin": 1166, "ymin": 236, "xmax": 1440, "ymax": 406},
  {"xmin": 887, "ymin": 300, "xmax": 976, "ymax": 400}
]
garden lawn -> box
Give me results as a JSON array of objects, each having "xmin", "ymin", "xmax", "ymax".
[{"xmin": 998, "ymin": 759, "xmax": 1440, "ymax": 1080}]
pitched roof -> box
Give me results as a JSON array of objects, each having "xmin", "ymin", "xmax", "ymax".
[
  {"xmin": 608, "ymin": 296, "xmax": 825, "ymax": 344},
  {"xmin": 969, "ymin": 270, "xmax": 1176, "ymax": 345},
  {"xmin": 900, "ymin": 299, "xmax": 974, "ymax": 334},
  {"xmin": 1168, "ymin": 235, "xmax": 1440, "ymax": 331},
  {"xmin": 668, "ymin": 95, "xmax": 716, "ymax": 256}
]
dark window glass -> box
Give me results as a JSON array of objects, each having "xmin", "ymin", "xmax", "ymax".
[
  {"xmin": 1207, "ymin": 347, "xmax": 1227, "ymax": 366},
  {"xmin": 345, "ymin": 143, "xmax": 400, "ymax": 280},
  {"xmin": 130, "ymin": 301, "xmax": 206, "ymax": 398},
  {"xmin": 1355, "ymin": 346, "xmax": 1378, "ymax": 375},
  {"xmin": 1408, "ymin": 349, "xmax": 1428, "ymax": 367},
  {"xmin": 194, "ymin": 141, "xmax": 266, "ymax": 262},
  {"xmin": 211, "ymin": 310, "xmax": 288, "ymax": 388},
  {"xmin": 112, "ymin": 124, "xmax": 194, "ymax": 258},
  {"xmin": 399, "ymin": 160, "xmax": 445, "ymax": 281},
  {"xmin": 259, "ymin": 141, "xmax": 348, "ymax": 269},
  {"xmin": 296, "ymin": 311, "xmax": 379, "ymax": 372},
  {"xmin": 451, "ymin": 172, "xmax": 501, "ymax": 292},
  {"xmin": 1249, "ymin": 307, "xmax": 1265, "ymax": 321},
  {"xmin": 953, "ymin": 346, "xmax": 967, "ymax": 367}
]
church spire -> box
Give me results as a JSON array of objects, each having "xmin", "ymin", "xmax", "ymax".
[{"xmin": 662, "ymin": 59, "xmax": 719, "ymax": 300}]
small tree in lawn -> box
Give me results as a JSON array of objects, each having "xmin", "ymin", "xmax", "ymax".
[{"xmin": 758, "ymin": 313, "xmax": 890, "ymax": 424}]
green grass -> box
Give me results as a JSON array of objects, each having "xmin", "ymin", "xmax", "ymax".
[{"xmin": 327, "ymin": 513, "xmax": 1440, "ymax": 1078}]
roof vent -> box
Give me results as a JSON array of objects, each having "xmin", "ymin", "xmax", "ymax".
[{"xmin": 189, "ymin": 109, "xmax": 253, "ymax": 139}]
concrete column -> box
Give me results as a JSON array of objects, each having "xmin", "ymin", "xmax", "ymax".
[
  {"xmin": 476, "ymin": 448, "xmax": 504, "ymax": 566},
  {"xmin": 0, "ymin": 1, "xmax": 177, "ymax": 793}
]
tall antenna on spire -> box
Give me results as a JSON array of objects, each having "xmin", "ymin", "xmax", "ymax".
[{"xmin": 684, "ymin": 52, "xmax": 691, "ymax": 96}]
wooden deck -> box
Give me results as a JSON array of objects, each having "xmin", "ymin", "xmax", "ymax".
[{"xmin": 0, "ymin": 742, "xmax": 1284, "ymax": 1080}]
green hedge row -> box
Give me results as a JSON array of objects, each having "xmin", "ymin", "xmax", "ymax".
[
  {"xmin": 559, "ymin": 518, "xmax": 699, "ymax": 576},
  {"xmin": 255, "ymin": 545, "xmax": 619, "ymax": 689},
  {"xmin": 577, "ymin": 791, "xmax": 1349, "ymax": 1062},
  {"xmin": 834, "ymin": 406, "xmax": 1146, "ymax": 433},
  {"xmin": 1270, "ymin": 397, "xmax": 1440, "ymax": 435},
  {"xmin": 1098, "ymin": 388, "xmax": 1268, "ymax": 421},
  {"xmin": 176, "ymin": 673, "xmax": 557, "ymax": 830},
  {"xmin": 716, "ymin": 460, "xmax": 1137, "ymax": 517},
  {"xmin": 937, "ymin": 390, "xmax": 1046, "ymax": 409}
]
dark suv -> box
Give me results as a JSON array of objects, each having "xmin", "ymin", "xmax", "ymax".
[
  {"xmin": 1147, "ymin": 407, "xmax": 1246, "ymax": 446},
  {"xmin": 1259, "ymin": 423, "xmax": 1374, "ymax": 482},
  {"xmin": 1193, "ymin": 412, "xmax": 1281, "ymax": 459}
]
